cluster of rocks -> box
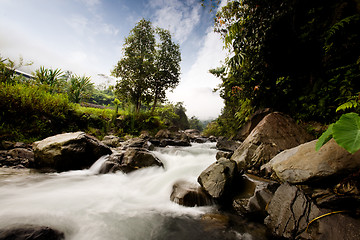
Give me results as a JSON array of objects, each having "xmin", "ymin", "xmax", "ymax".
[{"xmin": 169, "ymin": 111, "xmax": 360, "ymax": 240}]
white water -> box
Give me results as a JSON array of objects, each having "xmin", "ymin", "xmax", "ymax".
[{"xmin": 0, "ymin": 143, "xmax": 227, "ymax": 240}]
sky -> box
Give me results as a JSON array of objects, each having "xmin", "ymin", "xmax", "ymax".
[{"xmin": 0, "ymin": 0, "xmax": 228, "ymax": 120}]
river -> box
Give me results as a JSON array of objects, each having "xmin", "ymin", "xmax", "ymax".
[{"xmin": 0, "ymin": 143, "xmax": 269, "ymax": 240}]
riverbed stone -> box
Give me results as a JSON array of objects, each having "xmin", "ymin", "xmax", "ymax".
[
  {"xmin": 216, "ymin": 137, "xmax": 241, "ymax": 152},
  {"xmin": 0, "ymin": 148, "xmax": 34, "ymax": 168},
  {"xmin": 197, "ymin": 158, "xmax": 237, "ymax": 202},
  {"xmin": 32, "ymin": 132, "xmax": 112, "ymax": 172},
  {"xmin": 170, "ymin": 180, "xmax": 213, "ymax": 207},
  {"xmin": 264, "ymin": 139, "xmax": 360, "ymax": 184},
  {"xmin": 101, "ymin": 135, "xmax": 122, "ymax": 148},
  {"xmin": 232, "ymin": 174, "xmax": 279, "ymax": 219},
  {"xmin": 231, "ymin": 112, "xmax": 313, "ymax": 172},
  {"xmin": 99, "ymin": 148, "xmax": 163, "ymax": 174}
]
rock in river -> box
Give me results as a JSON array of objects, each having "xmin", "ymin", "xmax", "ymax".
[{"xmin": 32, "ymin": 132, "xmax": 112, "ymax": 172}]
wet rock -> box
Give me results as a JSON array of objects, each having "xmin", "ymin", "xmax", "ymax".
[
  {"xmin": 159, "ymin": 139, "xmax": 191, "ymax": 147},
  {"xmin": 198, "ymin": 158, "xmax": 237, "ymax": 202},
  {"xmin": 32, "ymin": 132, "xmax": 112, "ymax": 172},
  {"xmin": 264, "ymin": 139, "xmax": 360, "ymax": 184},
  {"xmin": 101, "ymin": 135, "xmax": 122, "ymax": 148},
  {"xmin": 215, "ymin": 151, "xmax": 233, "ymax": 160},
  {"xmin": 0, "ymin": 148, "xmax": 34, "ymax": 168},
  {"xmin": 170, "ymin": 180, "xmax": 213, "ymax": 207},
  {"xmin": 216, "ymin": 137, "xmax": 241, "ymax": 152},
  {"xmin": 0, "ymin": 225, "xmax": 64, "ymax": 240},
  {"xmin": 194, "ymin": 137, "xmax": 208, "ymax": 143},
  {"xmin": 99, "ymin": 148, "xmax": 163, "ymax": 174},
  {"xmin": 231, "ymin": 112, "xmax": 313, "ymax": 172},
  {"xmin": 264, "ymin": 183, "xmax": 360, "ymax": 240},
  {"xmin": 119, "ymin": 137, "xmax": 154, "ymax": 150},
  {"xmin": 232, "ymin": 174, "xmax": 279, "ymax": 219},
  {"xmin": 152, "ymin": 130, "xmax": 191, "ymax": 147},
  {"xmin": 184, "ymin": 129, "xmax": 201, "ymax": 140}
]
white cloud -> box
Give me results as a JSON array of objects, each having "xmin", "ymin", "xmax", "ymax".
[
  {"xmin": 168, "ymin": 27, "xmax": 227, "ymax": 120},
  {"xmin": 149, "ymin": 0, "xmax": 201, "ymax": 43}
]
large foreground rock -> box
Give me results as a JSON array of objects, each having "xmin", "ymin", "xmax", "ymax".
[
  {"xmin": 170, "ymin": 180, "xmax": 213, "ymax": 207},
  {"xmin": 197, "ymin": 158, "xmax": 237, "ymax": 202},
  {"xmin": 33, "ymin": 132, "xmax": 112, "ymax": 172},
  {"xmin": 99, "ymin": 148, "xmax": 163, "ymax": 174},
  {"xmin": 0, "ymin": 225, "xmax": 64, "ymax": 240},
  {"xmin": 265, "ymin": 183, "xmax": 360, "ymax": 240},
  {"xmin": 263, "ymin": 139, "xmax": 360, "ymax": 184},
  {"xmin": 231, "ymin": 112, "xmax": 313, "ymax": 172}
]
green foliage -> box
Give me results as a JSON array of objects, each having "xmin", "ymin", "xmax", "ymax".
[
  {"xmin": 112, "ymin": 19, "xmax": 181, "ymax": 113},
  {"xmin": 68, "ymin": 74, "xmax": 94, "ymax": 103},
  {"xmin": 112, "ymin": 18, "xmax": 156, "ymax": 113},
  {"xmin": 189, "ymin": 116, "xmax": 204, "ymax": 131},
  {"xmin": 316, "ymin": 113, "xmax": 360, "ymax": 154},
  {"xmin": 151, "ymin": 28, "xmax": 181, "ymax": 111},
  {"xmin": 211, "ymin": 0, "xmax": 360, "ymax": 137},
  {"xmin": 33, "ymin": 66, "xmax": 67, "ymax": 93}
]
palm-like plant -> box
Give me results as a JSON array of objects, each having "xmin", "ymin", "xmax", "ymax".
[
  {"xmin": 68, "ymin": 74, "xmax": 93, "ymax": 103},
  {"xmin": 33, "ymin": 66, "xmax": 66, "ymax": 93}
]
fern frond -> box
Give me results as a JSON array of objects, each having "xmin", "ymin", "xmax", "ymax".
[{"xmin": 336, "ymin": 100, "xmax": 359, "ymax": 112}]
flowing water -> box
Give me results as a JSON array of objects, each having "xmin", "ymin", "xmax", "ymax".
[{"xmin": 0, "ymin": 143, "xmax": 268, "ymax": 240}]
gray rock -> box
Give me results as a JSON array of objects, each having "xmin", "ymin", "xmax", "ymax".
[
  {"xmin": 99, "ymin": 148, "xmax": 163, "ymax": 174},
  {"xmin": 216, "ymin": 151, "xmax": 233, "ymax": 160},
  {"xmin": 120, "ymin": 137, "xmax": 154, "ymax": 150},
  {"xmin": 0, "ymin": 225, "xmax": 64, "ymax": 240},
  {"xmin": 197, "ymin": 158, "xmax": 237, "ymax": 201},
  {"xmin": 264, "ymin": 139, "xmax": 360, "ymax": 184},
  {"xmin": 235, "ymin": 108, "xmax": 272, "ymax": 141},
  {"xmin": 32, "ymin": 132, "xmax": 112, "ymax": 172},
  {"xmin": 231, "ymin": 112, "xmax": 313, "ymax": 172},
  {"xmin": 170, "ymin": 180, "xmax": 213, "ymax": 207},
  {"xmin": 232, "ymin": 174, "xmax": 278, "ymax": 219},
  {"xmin": 101, "ymin": 135, "xmax": 122, "ymax": 147},
  {"xmin": 0, "ymin": 148, "xmax": 34, "ymax": 168},
  {"xmin": 216, "ymin": 137, "xmax": 241, "ymax": 152},
  {"xmin": 265, "ymin": 183, "xmax": 360, "ymax": 240}
]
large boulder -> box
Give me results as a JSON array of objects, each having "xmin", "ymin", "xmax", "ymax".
[
  {"xmin": 0, "ymin": 225, "xmax": 64, "ymax": 240},
  {"xmin": 170, "ymin": 180, "xmax": 213, "ymax": 207},
  {"xmin": 32, "ymin": 132, "xmax": 112, "ymax": 172},
  {"xmin": 197, "ymin": 158, "xmax": 237, "ymax": 202},
  {"xmin": 264, "ymin": 139, "xmax": 360, "ymax": 184},
  {"xmin": 151, "ymin": 129, "xmax": 190, "ymax": 147},
  {"xmin": 265, "ymin": 183, "xmax": 360, "ymax": 240},
  {"xmin": 231, "ymin": 112, "xmax": 313, "ymax": 172},
  {"xmin": 235, "ymin": 108, "xmax": 272, "ymax": 141},
  {"xmin": 99, "ymin": 148, "xmax": 163, "ymax": 174}
]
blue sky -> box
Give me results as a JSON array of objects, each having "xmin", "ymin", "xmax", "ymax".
[{"xmin": 0, "ymin": 0, "xmax": 227, "ymax": 120}]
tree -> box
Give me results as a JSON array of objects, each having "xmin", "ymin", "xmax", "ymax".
[
  {"xmin": 112, "ymin": 19, "xmax": 181, "ymax": 114},
  {"xmin": 150, "ymin": 28, "xmax": 181, "ymax": 112},
  {"xmin": 68, "ymin": 74, "xmax": 94, "ymax": 103},
  {"xmin": 112, "ymin": 19, "xmax": 156, "ymax": 113}
]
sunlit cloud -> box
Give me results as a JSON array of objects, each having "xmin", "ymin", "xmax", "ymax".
[{"xmin": 149, "ymin": 0, "xmax": 201, "ymax": 43}]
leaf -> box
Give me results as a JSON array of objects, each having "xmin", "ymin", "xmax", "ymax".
[
  {"xmin": 332, "ymin": 113, "xmax": 360, "ymax": 154},
  {"xmin": 336, "ymin": 100, "xmax": 359, "ymax": 112},
  {"xmin": 315, "ymin": 124, "xmax": 334, "ymax": 151}
]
